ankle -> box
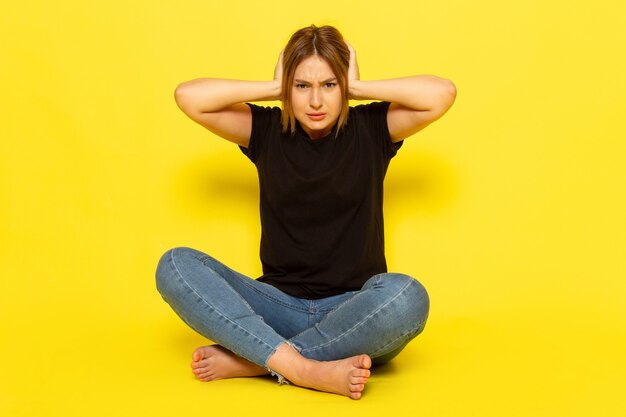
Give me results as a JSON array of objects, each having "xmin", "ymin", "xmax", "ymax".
[
  {"xmin": 267, "ymin": 343, "xmax": 313, "ymax": 383},
  {"xmin": 290, "ymin": 357, "xmax": 320, "ymax": 385}
]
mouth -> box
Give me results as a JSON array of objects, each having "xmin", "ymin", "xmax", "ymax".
[{"xmin": 306, "ymin": 113, "xmax": 326, "ymax": 121}]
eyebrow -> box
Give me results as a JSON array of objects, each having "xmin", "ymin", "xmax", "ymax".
[{"xmin": 294, "ymin": 78, "xmax": 337, "ymax": 84}]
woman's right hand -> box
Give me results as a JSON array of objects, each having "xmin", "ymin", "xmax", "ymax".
[{"xmin": 174, "ymin": 49, "xmax": 285, "ymax": 147}]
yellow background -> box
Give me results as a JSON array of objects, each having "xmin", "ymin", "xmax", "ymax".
[{"xmin": 2, "ymin": 0, "xmax": 625, "ymax": 415}]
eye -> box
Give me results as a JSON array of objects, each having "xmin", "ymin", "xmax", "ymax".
[
  {"xmin": 295, "ymin": 83, "xmax": 308, "ymax": 89},
  {"xmin": 324, "ymin": 82, "xmax": 337, "ymax": 88}
]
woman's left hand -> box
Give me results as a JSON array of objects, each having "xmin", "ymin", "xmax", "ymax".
[
  {"xmin": 345, "ymin": 41, "xmax": 359, "ymax": 82},
  {"xmin": 345, "ymin": 41, "xmax": 359, "ymax": 99}
]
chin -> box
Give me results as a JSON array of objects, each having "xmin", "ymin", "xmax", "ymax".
[{"xmin": 298, "ymin": 116, "xmax": 337, "ymax": 137}]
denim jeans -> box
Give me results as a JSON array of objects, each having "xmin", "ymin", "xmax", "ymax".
[{"xmin": 156, "ymin": 247, "xmax": 429, "ymax": 382}]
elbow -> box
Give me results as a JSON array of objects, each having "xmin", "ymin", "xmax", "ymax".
[
  {"xmin": 426, "ymin": 79, "xmax": 456, "ymax": 118},
  {"xmin": 174, "ymin": 83, "xmax": 192, "ymax": 110},
  {"xmin": 444, "ymin": 79, "xmax": 457, "ymax": 103},
  {"xmin": 437, "ymin": 79, "xmax": 457, "ymax": 114},
  {"xmin": 174, "ymin": 83, "xmax": 186, "ymax": 102}
]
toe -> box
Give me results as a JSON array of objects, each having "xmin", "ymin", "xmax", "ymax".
[
  {"xmin": 192, "ymin": 349, "xmax": 204, "ymax": 362},
  {"xmin": 350, "ymin": 355, "xmax": 371, "ymax": 373},
  {"xmin": 192, "ymin": 346, "xmax": 212, "ymax": 362},
  {"xmin": 350, "ymin": 383, "xmax": 365, "ymax": 392},
  {"xmin": 191, "ymin": 358, "xmax": 211, "ymax": 369},
  {"xmin": 200, "ymin": 373, "xmax": 218, "ymax": 382},
  {"xmin": 350, "ymin": 391, "xmax": 362, "ymax": 400},
  {"xmin": 196, "ymin": 371, "xmax": 212, "ymax": 380},
  {"xmin": 352, "ymin": 368, "xmax": 370, "ymax": 378},
  {"xmin": 350, "ymin": 375, "xmax": 368, "ymax": 384},
  {"xmin": 360, "ymin": 354, "xmax": 372, "ymax": 369}
]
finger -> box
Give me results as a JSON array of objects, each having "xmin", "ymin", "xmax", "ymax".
[{"xmin": 274, "ymin": 50, "xmax": 285, "ymax": 80}]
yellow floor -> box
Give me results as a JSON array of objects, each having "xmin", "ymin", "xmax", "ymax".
[
  {"xmin": 2, "ymin": 1, "xmax": 626, "ymax": 416},
  {"xmin": 3, "ymin": 295, "xmax": 624, "ymax": 416}
]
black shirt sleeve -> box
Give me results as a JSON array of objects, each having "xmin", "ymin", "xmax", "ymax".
[
  {"xmin": 353, "ymin": 101, "xmax": 403, "ymax": 159},
  {"xmin": 238, "ymin": 103, "xmax": 281, "ymax": 163}
]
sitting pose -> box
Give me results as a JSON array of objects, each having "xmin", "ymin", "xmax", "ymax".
[{"xmin": 156, "ymin": 24, "xmax": 456, "ymax": 400}]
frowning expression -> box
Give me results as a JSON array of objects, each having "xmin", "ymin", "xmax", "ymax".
[{"xmin": 291, "ymin": 55, "xmax": 342, "ymax": 140}]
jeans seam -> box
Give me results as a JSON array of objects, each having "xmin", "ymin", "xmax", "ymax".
[
  {"xmin": 298, "ymin": 278, "xmax": 416, "ymax": 354},
  {"xmin": 369, "ymin": 322, "xmax": 422, "ymax": 357},
  {"xmin": 201, "ymin": 254, "xmax": 310, "ymax": 314},
  {"xmin": 240, "ymin": 281, "xmax": 310, "ymax": 313},
  {"xmin": 168, "ymin": 250, "xmax": 278, "ymax": 357}
]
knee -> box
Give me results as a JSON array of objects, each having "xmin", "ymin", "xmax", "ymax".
[
  {"xmin": 155, "ymin": 246, "xmax": 198, "ymax": 298},
  {"xmin": 371, "ymin": 273, "xmax": 430, "ymax": 330},
  {"xmin": 155, "ymin": 248, "xmax": 175, "ymax": 298},
  {"xmin": 407, "ymin": 277, "xmax": 430, "ymax": 327}
]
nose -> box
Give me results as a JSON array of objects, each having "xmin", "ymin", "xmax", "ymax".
[{"xmin": 309, "ymin": 87, "xmax": 322, "ymax": 109}]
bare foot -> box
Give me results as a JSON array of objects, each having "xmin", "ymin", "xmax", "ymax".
[
  {"xmin": 268, "ymin": 343, "xmax": 372, "ymax": 400},
  {"xmin": 295, "ymin": 354, "xmax": 372, "ymax": 400},
  {"xmin": 190, "ymin": 345, "xmax": 269, "ymax": 381},
  {"xmin": 191, "ymin": 344, "xmax": 372, "ymax": 400}
]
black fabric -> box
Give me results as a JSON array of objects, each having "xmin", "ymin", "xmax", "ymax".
[{"xmin": 239, "ymin": 101, "xmax": 403, "ymax": 299}]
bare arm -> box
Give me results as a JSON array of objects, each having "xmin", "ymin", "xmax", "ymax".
[
  {"xmin": 346, "ymin": 43, "xmax": 457, "ymax": 142},
  {"xmin": 174, "ymin": 52, "xmax": 283, "ymax": 147}
]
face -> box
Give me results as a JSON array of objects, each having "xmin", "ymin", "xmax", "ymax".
[{"xmin": 290, "ymin": 55, "xmax": 342, "ymax": 140}]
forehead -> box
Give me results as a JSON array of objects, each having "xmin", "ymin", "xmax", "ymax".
[{"xmin": 293, "ymin": 55, "xmax": 336, "ymax": 80}]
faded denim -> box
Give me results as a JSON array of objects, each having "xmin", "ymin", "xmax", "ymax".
[{"xmin": 156, "ymin": 247, "xmax": 429, "ymax": 382}]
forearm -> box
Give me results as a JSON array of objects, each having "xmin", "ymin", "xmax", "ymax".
[
  {"xmin": 175, "ymin": 78, "xmax": 281, "ymax": 113},
  {"xmin": 349, "ymin": 75, "xmax": 456, "ymax": 112}
]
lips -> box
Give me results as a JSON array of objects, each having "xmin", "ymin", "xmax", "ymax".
[{"xmin": 307, "ymin": 113, "xmax": 326, "ymax": 121}]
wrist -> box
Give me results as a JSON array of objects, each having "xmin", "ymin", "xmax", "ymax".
[
  {"xmin": 269, "ymin": 79, "xmax": 282, "ymax": 101},
  {"xmin": 348, "ymin": 79, "xmax": 364, "ymax": 100}
]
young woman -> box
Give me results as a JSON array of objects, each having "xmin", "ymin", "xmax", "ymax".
[{"xmin": 156, "ymin": 24, "xmax": 456, "ymax": 400}]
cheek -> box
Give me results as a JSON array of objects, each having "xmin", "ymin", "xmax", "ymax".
[
  {"xmin": 330, "ymin": 93, "xmax": 343, "ymax": 112},
  {"xmin": 290, "ymin": 93, "xmax": 306, "ymax": 112}
]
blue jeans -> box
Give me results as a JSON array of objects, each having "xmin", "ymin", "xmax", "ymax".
[{"xmin": 155, "ymin": 247, "xmax": 429, "ymax": 382}]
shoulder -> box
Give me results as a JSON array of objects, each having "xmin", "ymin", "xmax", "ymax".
[
  {"xmin": 246, "ymin": 102, "xmax": 282, "ymax": 120},
  {"xmin": 349, "ymin": 101, "xmax": 391, "ymax": 119},
  {"xmin": 346, "ymin": 100, "xmax": 391, "ymax": 135},
  {"xmin": 246, "ymin": 102, "xmax": 283, "ymax": 141},
  {"xmin": 346, "ymin": 101, "xmax": 402, "ymax": 157},
  {"xmin": 239, "ymin": 103, "xmax": 283, "ymax": 162}
]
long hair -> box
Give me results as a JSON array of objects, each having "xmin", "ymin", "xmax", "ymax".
[{"xmin": 281, "ymin": 25, "xmax": 350, "ymax": 137}]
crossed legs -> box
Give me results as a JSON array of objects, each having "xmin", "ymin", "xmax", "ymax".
[{"xmin": 156, "ymin": 247, "xmax": 429, "ymax": 399}]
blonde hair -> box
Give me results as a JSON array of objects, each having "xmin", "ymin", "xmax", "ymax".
[{"xmin": 281, "ymin": 25, "xmax": 350, "ymax": 137}]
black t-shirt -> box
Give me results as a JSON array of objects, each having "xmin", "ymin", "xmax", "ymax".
[{"xmin": 239, "ymin": 101, "xmax": 402, "ymax": 299}]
